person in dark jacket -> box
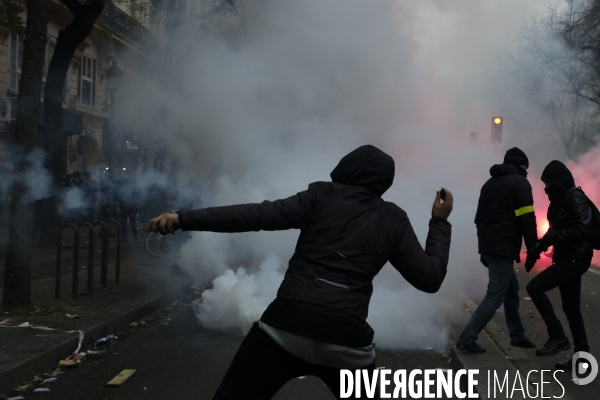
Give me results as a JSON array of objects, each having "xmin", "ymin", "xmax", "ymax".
[
  {"xmin": 116, "ymin": 174, "xmax": 139, "ymax": 242},
  {"xmin": 456, "ymin": 147, "xmax": 538, "ymax": 353},
  {"xmin": 148, "ymin": 145, "xmax": 453, "ymax": 400},
  {"xmin": 525, "ymin": 160, "xmax": 593, "ymax": 367}
]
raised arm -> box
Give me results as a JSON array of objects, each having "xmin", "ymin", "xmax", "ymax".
[
  {"xmin": 148, "ymin": 190, "xmax": 315, "ymax": 234},
  {"xmin": 389, "ymin": 189, "xmax": 453, "ymax": 293}
]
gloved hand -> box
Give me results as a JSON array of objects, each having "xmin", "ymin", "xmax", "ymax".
[
  {"xmin": 529, "ymin": 240, "xmax": 549, "ymax": 259},
  {"xmin": 524, "ymin": 253, "xmax": 538, "ymax": 272},
  {"xmin": 524, "ymin": 240, "xmax": 549, "ymax": 272}
]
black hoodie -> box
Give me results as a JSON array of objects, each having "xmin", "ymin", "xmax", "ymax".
[
  {"xmin": 178, "ymin": 145, "xmax": 451, "ymax": 347},
  {"xmin": 540, "ymin": 161, "xmax": 593, "ymax": 261},
  {"xmin": 475, "ymin": 163, "xmax": 538, "ymax": 261}
]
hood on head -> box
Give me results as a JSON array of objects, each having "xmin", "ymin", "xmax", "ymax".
[
  {"xmin": 541, "ymin": 160, "xmax": 575, "ymax": 191},
  {"xmin": 330, "ymin": 145, "xmax": 395, "ymax": 196}
]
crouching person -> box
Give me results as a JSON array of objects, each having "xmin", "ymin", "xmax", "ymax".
[{"xmin": 148, "ymin": 145, "xmax": 453, "ymax": 400}]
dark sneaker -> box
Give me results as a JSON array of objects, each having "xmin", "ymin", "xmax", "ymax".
[
  {"xmin": 536, "ymin": 338, "xmax": 571, "ymax": 357},
  {"xmin": 510, "ymin": 338, "xmax": 536, "ymax": 348},
  {"xmin": 456, "ymin": 342, "xmax": 487, "ymax": 353}
]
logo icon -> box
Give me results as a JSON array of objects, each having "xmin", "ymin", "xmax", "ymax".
[{"xmin": 572, "ymin": 351, "xmax": 598, "ymax": 385}]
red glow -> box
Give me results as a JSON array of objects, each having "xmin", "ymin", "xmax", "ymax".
[
  {"xmin": 525, "ymin": 148, "xmax": 600, "ymax": 267},
  {"xmin": 537, "ymin": 216, "xmax": 549, "ymax": 238}
]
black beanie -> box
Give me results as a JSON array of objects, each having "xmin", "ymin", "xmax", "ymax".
[
  {"xmin": 503, "ymin": 147, "xmax": 529, "ymax": 168},
  {"xmin": 541, "ymin": 160, "xmax": 575, "ymax": 191}
]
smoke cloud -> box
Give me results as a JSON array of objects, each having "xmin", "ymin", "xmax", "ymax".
[
  {"xmin": 168, "ymin": 0, "xmax": 547, "ymax": 352},
  {"xmin": 5, "ymin": 0, "xmax": 599, "ymax": 353},
  {"xmin": 0, "ymin": 145, "xmax": 52, "ymax": 204},
  {"xmin": 173, "ymin": 0, "xmax": 598, "ymax": 351}
]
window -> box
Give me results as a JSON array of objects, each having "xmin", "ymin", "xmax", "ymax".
[
  {"xmin": 79, "ymin": 54, "xmax": 96, "ymax": 107},
  {"xmin": 46, "ymin": 40, "xmax": 68, "ymax": 104},
  {"xmin": 9, "ymin": 34, "xmax": 24, "ymax": 90}
]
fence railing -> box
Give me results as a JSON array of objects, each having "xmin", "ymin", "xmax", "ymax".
[{"xmin": 55, "ymin": 220, "xmax": 122, "ymax": 299}]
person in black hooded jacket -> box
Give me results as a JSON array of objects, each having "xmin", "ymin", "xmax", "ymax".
[
  {"xmin": 148, "ymin": 145, "xmax": 453, "ymax": 400},
  {"xmin": 456, "ymin": 147, "xmax": 538, "ymax": 353},
  {"xmin": 525, "ymin": 160, "xmax": 594, "ymax": 367}
]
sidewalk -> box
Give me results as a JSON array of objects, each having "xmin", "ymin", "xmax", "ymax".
[
  {"xmin": 0, "ymin": 241, "xmax": 191, "ymax": 395},
  {"xmin": 450, "ymin": 294, "xmax": 572, "ymax": 400}
]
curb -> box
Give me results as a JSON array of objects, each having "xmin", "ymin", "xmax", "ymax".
[
  {"xmin": 449, "ymin": 297, "xmax": 521, "ymax": 400},
  {"xmin": 0, "ymin": 282, "xmax": 191, "ymax": 394},
  {"xmin": 450, "ymin": 294, "xmax": 571, "ymax": 400}
]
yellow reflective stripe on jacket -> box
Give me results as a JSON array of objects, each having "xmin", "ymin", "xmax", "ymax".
[{"xmin": 515, "ymin": 205, "xmax": 535, "ymax": 217}]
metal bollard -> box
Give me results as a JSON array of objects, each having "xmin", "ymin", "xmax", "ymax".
[
  {"xmin": 56, "ymin": 224, "xmax": 80, "ymax": 300},
  {"xmin": 93, "ymin": 220, "xmax": 109, "ymax": 288},
  {"xmin": 107, "ymin": 219, "xmax": 121, "ymax": 285},
  {"xmin": 78, "ymin": 222, "xmax": 95, "ymax": 294}
]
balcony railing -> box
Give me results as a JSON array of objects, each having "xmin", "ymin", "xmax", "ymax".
[{"xmin": 100, "ymin": 3, "xmax": 160, "ymax": 57}]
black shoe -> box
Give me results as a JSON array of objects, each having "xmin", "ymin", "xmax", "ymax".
[
  {"xmin": 456, "ymin": 342, "xmax": 487, "ymax": 353},
  {"xmin": 555, "ymin": 358, "xmax": 573, "ymax": 371},
  {"xmin": 511, "ymin": 338, "xmax": 536, "ymax": 348},
  {"xmin": 536, "ymin": 338, "xmax": 571, "ymax": 357}
]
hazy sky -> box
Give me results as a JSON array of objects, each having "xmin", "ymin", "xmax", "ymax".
[{"xmin": 411, "ymin": 1, "xmax": 546, "ymax": 81}]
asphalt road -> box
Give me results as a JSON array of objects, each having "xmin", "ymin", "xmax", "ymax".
[
  {"xmin": 18, "ymin": 305, "xmax": 455, "ymax": 400},
  {"xmin": 467, "ymin": 256, "xmax": 600, "ymax": 399}
]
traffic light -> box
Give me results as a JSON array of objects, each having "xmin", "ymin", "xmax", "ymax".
[{"xmin": 491, "ymin": 116, "xmax": 503, "ymax": 143}]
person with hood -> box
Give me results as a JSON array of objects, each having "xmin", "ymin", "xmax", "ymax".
[
  {"xmin": 456, "ymin": 147, "xmax": 538, "ymax": 353},
  {"xmin": 525, "ymin": 161, "xmax": 593, "ymax": 367},
  {"xmin": 148, "ymin": 145, "xmax": 453, "ymax": 399}
]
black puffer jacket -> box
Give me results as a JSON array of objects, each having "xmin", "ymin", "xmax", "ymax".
[
  {"xmin": 475, "ymin": 163, "xmax": 538, "ymax": 261},
  {"xmin": 541, "ymin": 187, "xmax": 594, "ymax": 261},
  {"xmin": 178, "ymin": 145, "xmax": 451, "ymax": 347}
]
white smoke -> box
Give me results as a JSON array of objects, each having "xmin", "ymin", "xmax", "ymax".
[
  {"xmin": 125, "ymin": 0, "xmax": 589, "ymax": 352},
  {"xmin": 194, "ymin": 254, "xmax": 285, "ymax": 334},
  {"xmin": 0, "ymin": 145, "xmax": 52, "ymax": 204},
  {"xmin": 57, "ymin": 185, "xmax": 89, "ymax": 220}
]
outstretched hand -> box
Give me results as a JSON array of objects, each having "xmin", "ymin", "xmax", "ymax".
[
  {"xmin": 432, "ymin": 187, "xmax": 453, "ymax": 220},
  {"xmin": 147, "ymin": 213, "xmax": 180, "ymax": 235}
]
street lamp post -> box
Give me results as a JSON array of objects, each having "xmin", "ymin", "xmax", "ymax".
[{"xmin": 105, "ymin": 60, "xmax": 123, "ymax": 171}]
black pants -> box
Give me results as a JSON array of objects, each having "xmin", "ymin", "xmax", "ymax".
[
  {"xmin": 213, "ymin": 323, "xmax": 377, "ymax": 400},
  {"xmin": 526, "ymin": 258, "xmax": 591, "ymax": 353}
]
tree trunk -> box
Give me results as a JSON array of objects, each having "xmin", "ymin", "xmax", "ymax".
[
  {"xmin": 2, "ymin": 0, "xmax": 50, "ymax": 305},
  {"xmin": 39, "ymin": 0, "xmax": 105, "ymax": 244}
]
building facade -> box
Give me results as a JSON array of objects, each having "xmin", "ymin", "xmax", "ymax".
[{"xmin": 0, "ymin": 0, "xmax": 172, "ymax": 181}]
